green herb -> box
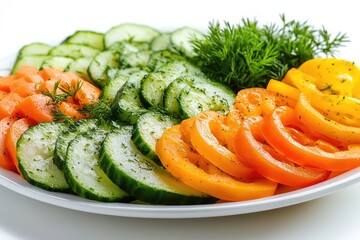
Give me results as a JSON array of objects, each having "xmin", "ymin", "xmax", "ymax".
[
  {"xmin": 80, "ymin": 99, "xmax": 113, "ymax": 125},
  {"xmin": 192, "ymin": 14, "xmax": 348, "ymax": 91},
  {"xmin": 38, "ymin": 80, "xmax": 83, "ymax": 124}
]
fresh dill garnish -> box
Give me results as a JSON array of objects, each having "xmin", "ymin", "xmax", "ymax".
[
  {"xmin": 37, "ymin": 79, "xmax": 84, "ymax": 123},
  {"xmin": 191, "ymin": 14, "xmax": 349, "ymax": 91},
  {"xmin": 80, "ymin": 99, "xmax": 113, "ymax": 125}
]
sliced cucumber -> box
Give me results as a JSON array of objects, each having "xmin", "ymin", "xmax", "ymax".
[
  {"xmin": 17, "ymin": 122, "xmax": 69, "ymax": 192},
  {"xmin": 99, "ymin": 126, "xmax": 216, "ymax": 205},
  {"xmin": 88, "ymin": 50, "xmax": 121, "ymax": 88},
  {"xmin": 63, "ymin": 30, "xmax": 104, "ymax": 50},
  {"xmin": 40, "ymin": 56, "xmax": 73, "ymax": 70},
  {"xmin": 49, "ymin": 43, "xmax": 100, "ymax": 59},
  {"xmin": 18, "ymin": 42, "xmax": 53, "ymax": 56},
  {"xmin": 104, "ymin": 23, "xmax": 160, "ymax": 49},
  {"xmin": 111, "ymin": 70, "xmax": 148, "ymax": 124},
  {"xmin": 108, "ymin": 41, "xmax": 150, "ymax": 55},
  {"xmin": 150, "ymin": 33, "xmax": 171, "ymax": 51},
  {"xmin": 163, "ymin": 75, "xmax": 207, "ymax": 116},
  {"xmin": 131, "ymin": 110, "xmax": 179, "ymax": 164},
  {"xmin": 121, "ymin": 49, "xmax": 152, "ymax": 68},
  {"xmin": 54, "ymin": 119, "xmax": 98, "ymax": 171},
  {"xmin": 65, "ymin": 128, "xmax": 132, "ymax": 202},
  {"xmin": 170, "ymin": 27, "xmax": 204, "ymax": 58},
  {"xmin": 64, "ymin": 57, "xmax": 92, "ymax": 82},
  {"xmin": 11, "ymin": 55, "xmax": 48, "ymax": 74},
  {"xmin": 179, "ymin": 80, "xmax": 236, "ymax": 118},
  {"xmin": 147, "ymin": 50, "xmax": 185, "ymax": 71},
  {"xmin": 140, "ymin": 61, "xmax": 203, "ymax": 108},
  {"xmin": 100, "ymin": 67, "xmax": 140, "ymax": 103}
]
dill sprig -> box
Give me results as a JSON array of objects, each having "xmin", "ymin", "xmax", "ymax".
[
  {"xmin": 80, "ymin": 99, "xmax": 113, "ymax": 125},
  {"xmin": 38, "ymin": 80, "xmax": 84, "ymax": 123},
  {"xmin": 192, "ymin": 14, "xmax": 349, "ymax": 91}
]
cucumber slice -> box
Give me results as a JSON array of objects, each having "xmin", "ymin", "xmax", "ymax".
[
  {"xmin": 64, "ymin": 129, "xmax": 132, "ymax": 202},
  {"xmin": 88, "ymin": 50, "xmax": 121, "ymax": 88},
  {"xmin": 140, "ymin": 61, "xmax": 203, "ymax": 108},
  {"xmin": 163, "ymin": 75, "xmax": 207, "ymax": 116},
  {"xmin": 17, "ymin": 122, "xmax": 69, "ymax": 192},
  {"xmin": 104, "ymin": 23, "xmax": 160, "ymax": 49},
  {"xmin": 121, "ymin": 49, "xmax": 152, "ymax": 68},
  {"xmin": 54, "ymin": 119, "xmax": 98, "ymax": 170},
  {"xmin": 108, "ymin": 41, "xmax": 150, "ymax": 55},
  {"xmin": 63, "ymin": 30, "xmax": 104, "ymax": 50},
  {"xmin": 11, "ymin": 55, "xmax": 48, "ymax": 74},
  {"xmin": 147, "ymin": 50, "xmax": 185, "ymax": 70},
  {"xmin": 49, "ymin": 43, "xmax": 100, "ymax": 59},
  {"xmin": 170, "ymin": 27, "xmax": 204, "ymax": 58},
  {"xmin": 40, "ymin": 56, "xmax": 73, "ymax": 71},
  {"xmin": 150, "ymin": 33, "xmax": 171, "ymax": 51},
  {"xmin": 64, "ymin": 57, "xmax": 92, "ymax": 82},
  {"xmin": 111, "ymin": 70, "xmax": 149, "ymax": 124},
  {"xmin": 18, "ymin": 42, "xmax": 53, "ymax": 56},
  {"xmin": 131, "ymin": 110, "xmax": 179, "ymax": 164},
  {"xmin": 100, "ymin": 67, "xmax": 140, "ymax": 103},
  {"xmin": 179, "ymin": 80, "xmax": 236, "ymax": 118},
  {"xmin": 99, "ymin": 126, "xmax": 216, "ymax": 205}
]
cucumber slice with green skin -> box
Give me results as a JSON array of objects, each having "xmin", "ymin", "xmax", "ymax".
[
  {"xmin": 104, "ymin": 23, "xmax": 160, "ymax": 49},
  {"xmin": 163, "ymin": 75, "xmax": 208, "ymax": 116},
  {"xmin": 64, "ymin": 129, "xmax": 132, "ymax": 202},
  {"xmin": 40, "ymin": 56, "xmax": 74, "ymax": 71},
  {"xmin": 131, "ymin": 110, "xmax": 180, "ymax": 165},
  {"xmin": 17, "ymin": 122, "xmax": 69, "ymax": 192},
  {"xmin": 108, "ymin": 41, "xmax": 150, "ymax": 55},
  {"xmin": 63, "ymin": 30, "xmax": 104, "ymax": 50},
  {"xmin": 111, "ymin": 70, "xmax": 149, "ymax": 124},
  {"xmin": 88, "ymin": 50, "xmax": 121, "ymax": 88},
  {"xmin": 150, "ymin": 33, "xmax": 171, "ymax": 51},
  {"xmin": 54, "ymin": 119, "xmax": 98, "ymax": 171},
  {"xmin": 18, "ymin": 42, "xmax": 53, "ymax": 56},
  {"xmin": 49, "ymin": 43, "xmax": 101, "ymax": 59},
  {"xmin": 179, "ymin": 80, "xmax": 236, "ymax": 118},
  {"xmin": 121, "ymin": 49, "xmax": 152, "ymax": 68},
  {"xmin": 99, "ymin": 126, "xmax": 216, "ymax": 205},
  {"xmin": 140, "ymin": 61, "xmax": 203, "ymax": 108},
  {"xmin": 100, "ymin": 67, "xmax": 141, "ymax": 103},
  {"xmin": 170, "ymin": 27, "xmax": 205, "ymax": 58},
  {"xmin": 64, "ymin": 57, "xmax": 92, "ymax": 82},
  {"xmin": 11, "ymin": 55, "xmax": 48, "ymax": 74},
  {"xmin": 147, "ymin": 50, "xmax": 185, "ymax": 71}
]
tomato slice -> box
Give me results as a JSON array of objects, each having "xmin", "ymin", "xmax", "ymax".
[
  {"xmin": 190, "ymin": 110, "xmax": 258, "ymax": 180},
  {"xmin": 261, "ymin": 105, "xmax": 360, "ymax": 171},
  {"xmin": 233, "ymin": 116, "xmax": 330, "ymax": 187},
  {"xmin": 156, "ymin": 124, "xmax": 278, "ymax": 201}
]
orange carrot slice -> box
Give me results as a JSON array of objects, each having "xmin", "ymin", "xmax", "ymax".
[
  {"xmin": 0, "ymin": 117, "xmax": 18, "ymax": 172},
  {"xmin": 58, "ymin": 102, "xmax": 86, "ymax": 121},
  {"xmin": 39, "ymin": 67, "xmax": 63, "ymax": 81},
  {"xmin": 74, "ymin": 79, "xmax": 101, "ymax": 105},
  {"xmin": 0, "ymin": 92, "xmax": 23, "ymax": 119},
  {"xmin": 0, "ymin": 90, "xmax": 7, "ymax": 101},
  {"xmin": 15, "ymin": 65, "xmax": 39, "ymax": 78},
  {"xmin": 16, "ymin": 94, "xmax": 53, "ymax": 123},
  {"xmin": 0, "ymin": 75, "xmax": 17, "ymax": 92},
  {"xmin": 5, "ymin": 117, "xmax": 35, "ymax": 172}
]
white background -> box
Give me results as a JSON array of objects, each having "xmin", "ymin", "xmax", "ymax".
[{"xmin": 1, "ymin": 0, "xmax": 360, "ymax": 239}]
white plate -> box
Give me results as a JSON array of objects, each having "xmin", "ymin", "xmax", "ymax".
[
  {"xmin": 2, "ymin": 51, "xmax": 360, "ymax": 218},
  {"xmin": 1, "ymin": 166, "xmax": 360, "ymax": 218}
]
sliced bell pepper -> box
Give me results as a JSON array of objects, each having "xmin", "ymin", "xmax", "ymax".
[
  {"xmin": 261, "ymin": 105, "xmax": 360, "ymax": 171},
  {"xmin": 190, "ymin": 110, "xmax": 258, "ymax": 180},
  {"xmin": 233, "ymin": 116, "xmax": 330, "ymax": 186},
  {"xmin": 156, "ymin": 124, "xmax": 278, "ymax": 201}
]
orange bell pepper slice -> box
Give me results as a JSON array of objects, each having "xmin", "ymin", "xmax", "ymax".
[
  {"xmin": 261, "ymin": 105, "xmax": 360, "ymax": 171},
  {"xmin": 234, "ymin": 115, "xmax": 330, "ymax": 187},
  {"xmin": 156, "ymin": 124, "xmax": 278, "ymax": 201},
  {"xmin": 190, "ymin": 110, "xmax": 257, "ymax": 180}
]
